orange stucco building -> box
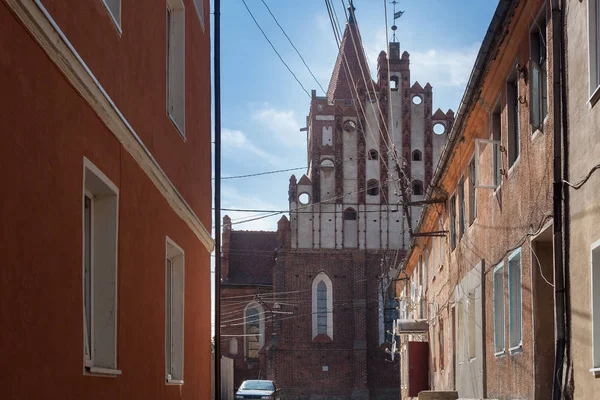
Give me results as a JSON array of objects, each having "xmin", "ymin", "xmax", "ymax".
[{"xmin": 0, "ymin": 0, "xmax": 213, "ymax": 398}]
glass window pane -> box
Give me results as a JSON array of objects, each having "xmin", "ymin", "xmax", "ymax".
[{"xmin": 84, "ymin": 195, "xmax": 92, "ymax": 360}]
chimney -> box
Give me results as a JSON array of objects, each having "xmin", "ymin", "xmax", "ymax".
[{"xmin": 221, "ymin": 215, "xmax": 232, "ymax": 281}]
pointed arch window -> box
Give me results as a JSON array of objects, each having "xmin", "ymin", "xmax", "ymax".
[
  {"xmin": 312, "ymin": 272, "xmax": 333, "ymax": 340},
  {"xmin": 412, "ymin": 150, "xmax": 422, "ymax": 161},
  {"xmin": 244, "ymin": 302, "xmax": 264, "ymax": 359},
  {"xmin": 367, "ymin": 179, "xmax": 380, "ymax": 196},
  {"xmin": 368, "ymin": 149, "xmax": 379, "ymax": 160},
  {"xmin": 412, "ymin": 180, "xmax": 424, "ymax": 196},
  {"xmin": 390, "ymin": 76, "xmax": 399, "ymax": 91}
]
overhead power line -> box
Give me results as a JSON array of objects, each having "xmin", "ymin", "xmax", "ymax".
[
  {"xmin": 213, "ymin": 167, "xmax": 306, "ymax": 180},
  {"xmin": 216, "ymin": 207, "xmax": 401, "ymax": 213},
  {"xmin": 241, "ymin": 0, "xmax": 311, "ymax": 98},
  {"xmin": 260, "ymin": 0, "xmax": 327, "ymax": 94}
]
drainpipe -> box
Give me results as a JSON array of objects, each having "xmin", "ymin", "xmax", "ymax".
[
  {"xmin": 214, "ymin": 0, "xmax": 222, "ymax": 397},
  {"xmin": 550, "ymin": 0, "xmax": 566, "ymax": 398}
]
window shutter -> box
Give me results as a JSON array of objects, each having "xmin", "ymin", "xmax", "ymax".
[{"xmin": 530, "ymin": 60, "xmax": 542, "ymax": 130}]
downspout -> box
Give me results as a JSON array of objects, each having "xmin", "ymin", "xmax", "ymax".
[
  {"xmin": 550, "ymin": 0, "xmax": 566, "ymax": 398},
  {"xmin": 214, "ymin": 0, "xmax": 222, "ymax": 397}
]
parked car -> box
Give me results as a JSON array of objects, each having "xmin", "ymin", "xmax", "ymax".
[{"xmin": 235, "ymin": 380, "xmax": 277, "ymax": 399}]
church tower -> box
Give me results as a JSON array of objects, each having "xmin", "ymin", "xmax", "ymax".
[
  {"xmin": 288, "ymin": 6, "xmax": 452, "ymax": 250},
  {"xmin": 270, "ymin": 4, "xmax": 453, "ymax": 398}
]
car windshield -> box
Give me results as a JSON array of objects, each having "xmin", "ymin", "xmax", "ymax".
[{"xmin": 239, "ymin": 381, "xmax": 274, "ymax": 391}]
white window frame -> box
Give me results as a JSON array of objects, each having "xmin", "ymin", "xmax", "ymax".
[
  {"xmin": 474, "ymin": 139, "xmax": 502, "ymax": 189},
  {"xmin": 493, "ymin": 262, "xmax": 506, "ymax": 356},
  {"xmin": 166, "ymin": 0, "xmax": 186, "ymax": 138},
  {"xmin": 508, "ymin": 248, "xmax": 523, "ymax": 353},
  {"xmin": 457, "ymin": 300, "xmax": 465, "ymax": 364},
  {"xmin": 588, "ymin": 0, "xmax": 600, "ymax": 103},
  {"xmin": 102, "ymin": 0, "xmax": 122, "ymax": 33},
  {"xmin": 192, "ymin": 0, "xmax": 205, "ymax": 31},
  {"xmin": 590, "ymin": 239, "xmax": 600, "ymax": 374},
  {"xmin": 529, "ymin": 6, "xmax": 548, "ymax": 131},
  {"xmin": 506, "ymin": 73, "xmax": 520, "ymax": 170},
  {"xmin": 467, "ymin": 291, "xmax": 476, "ymax": 360},
  {"xmin": 468, "ymin": 156, "xmax": 477, "ymax": 225},
  {"xmin": 166, "ymin": 237, "xmax": 185, "ymax": 384},
  {"xmin": 312, "ymin": 272, "xmax": 333, "ymax": 339},
  {"xmin": 82, "ymin": 158, "xmax": 121, "ymax": 376},
  {"xmin": 244, "ymin": 302, "xmax": 265, "ymax": 359}
]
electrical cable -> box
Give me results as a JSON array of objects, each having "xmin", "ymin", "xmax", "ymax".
[
  {"xmin": 240, "ymin": 0, "xmax": 311, "ymax": 98},
  {"xmin": 563, "ymin": 163, "xmax": 600, "ymax": 190},
  {"xmin": 213, "ymin": 167, "xmax": 306, "ymax": 180},
  {"xmin": 260, "ymin": 0, "xmax": 327, "ymax": 94}
]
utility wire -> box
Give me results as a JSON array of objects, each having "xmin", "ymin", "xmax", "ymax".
[
  {"xmin": 213, "ymin": 167, "xmax": 306, "ymax": 180},
  {"xmin": 241, "ymin": 0, "xmax": 311, "ymax": 98},
  {"xmin": 260, "ymin": 0, "xmax": 327, "ymax": 94},
  {"xmin": 217, "ymin": 207, "xmax": 401, "ymax": 213}
]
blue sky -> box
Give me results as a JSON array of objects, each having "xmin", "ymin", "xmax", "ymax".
[
  {"xmin": 215, "ymin": 0, "xmax": 497, "ymax": 232},
  {"xmin": 211, "ymin": 0, "xmax": 498, "ymax": 323}
]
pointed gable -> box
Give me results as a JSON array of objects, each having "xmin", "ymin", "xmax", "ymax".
[
  {"xmin": 327, "ymin": 20, "xmax": 373, "ymax": 103},
  {"xmin": 432, "ymin": 108, "xmax": 448, "ymax": 120}
]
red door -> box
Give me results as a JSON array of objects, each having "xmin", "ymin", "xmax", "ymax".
[{"xmin": 408, "ymin": 341, "xmax": 429, "ymax": 397}]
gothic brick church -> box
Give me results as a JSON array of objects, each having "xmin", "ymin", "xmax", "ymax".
[{"xmin": 220, "ymin": 4, "xmax": 451, "ymax": 399}]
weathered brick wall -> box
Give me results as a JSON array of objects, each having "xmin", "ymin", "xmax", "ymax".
[
  {"xmin": 220, "ymin": 285, "xmax": 273, "ymax": 388},
  {"xmin": 270, "ymin": 249, "xmax": 400, "ymax": 399}
]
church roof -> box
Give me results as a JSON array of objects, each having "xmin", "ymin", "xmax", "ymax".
[
  {"xmin": 326, "ymin": 12, "xmax": 373, "ymax": 102},
  {"xmin": 432, "ymin": 108, "xmax": 448, "ymax": 120},
  {"xmin": 227, "ymin": 231, "xmax": 277, "ymax": 286}
]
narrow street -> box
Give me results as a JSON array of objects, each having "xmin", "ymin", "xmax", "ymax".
[{"xmin": 1, "ymin": 1, "xmax": 598, "ymax": 400}]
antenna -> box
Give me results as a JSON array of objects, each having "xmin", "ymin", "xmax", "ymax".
[{"xmin": 389, "ymin": 0, "xmax": 404, "ymax": 43}]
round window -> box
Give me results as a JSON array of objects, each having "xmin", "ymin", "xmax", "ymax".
[
  {"xmin": 412, "ymin": 95, "xmax": 423, "ymax": 105},
  {"xmin": 433, "ymin": 122, "xmax": 446, "ymax": 135},
  {"xmin": 343, "ymin": 120, "xmax": 357, "ymax": 132},
  {"xmin": 320, "ymin": 159, "xmax": 334, "ymax": 170},
  {"xmin": 298, "ymin": 192, "xmax": 311, "ymax": 205}
]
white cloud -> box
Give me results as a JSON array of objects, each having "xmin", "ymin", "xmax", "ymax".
[
  {"xmin": 410, "ymin": 43, "xmax": 481, "ymax": 88},
  {"xmin": 222, "ymin": 128, "xmax": 280, "ymax": 164},
  {"xmin": 252, "ymin": 105, "xmax": 306, "ymax": 147}
]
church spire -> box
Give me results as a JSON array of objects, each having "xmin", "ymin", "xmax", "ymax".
[
  {"xmin": 326, "ymin": 2, "xmax": 372, "ymax": 102},
  {"xmin": 348, "ymin": 0, "xmax": 356, "ymax": 24}
]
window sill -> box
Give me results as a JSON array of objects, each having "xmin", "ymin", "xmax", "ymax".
[
  {"xmin": 507, "ymin": 157, "xmax": 520, "ymax": 179},
  {"xmin": 589, "ymin": 367, "xmax": 600, "ymax": 376},
  {"xmin": 494, "ymin": 350, "xmax": 506, "ymax": 358},
  {"xmin": 87, "ymin": 366, "xmax": 122, "ymax": 376},
  {"xmin": 166, "ymin": 378, "xmax": 184, "ymax": 385},
  {"xmin": 168, "ymin": 113, "xmax": 186, "ymax": 142},
  {"xmin": 588, "ymin": 85, "xmax": 600, "ymax": 108},
  {"xmin": 509, "ymin": 344, "xmax": 523, "ymax": 355},
  {"xmin": 101, "ymin": 0, "xmax": 122, "ymax": 36}
]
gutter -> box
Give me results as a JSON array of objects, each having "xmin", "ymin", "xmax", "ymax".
[
  {"xmin": 550, "ymin": 0, "xmax": 567, "ymax": 398},
  {"xmin": 396, "ymin": 0, "xmax": 517, "ymax": 273}
]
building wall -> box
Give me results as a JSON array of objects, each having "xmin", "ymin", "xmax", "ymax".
[
  {"xmin": 398, "ymin": 1, "xmax": 556, "ymax": 399},
  {"xmin": 0, "ymin": 1, "xmax": 211, "ymax": 398},
  {"xmin": 270, "ymin": 250, "xmax": 399, "ymax": 399},
  {"xmin": 220, "ymin": 286, "xmax": 273, "ymax": 389},
  {"xmin": 565, "ymin": 1, "xmax": 600, "ymax": 398},
  {"xmin": 39, "ymin": 0, "xmax": 212, "ymax": 226}
]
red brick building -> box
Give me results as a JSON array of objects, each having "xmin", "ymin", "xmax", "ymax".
[
  {"xmin": 397, "ymin": 0, "xmax": 557, "ymax": 398},
  {"xmin": 220, "ymin": 5, "xmax": 451, "ymax": 398},
  {"xmin": 0, "ymin": 0, "xmax": 213, "ymax": 398},
  {"xmin": 219, "ymin": 216, "xmax": 279, "ymax": 388}
]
